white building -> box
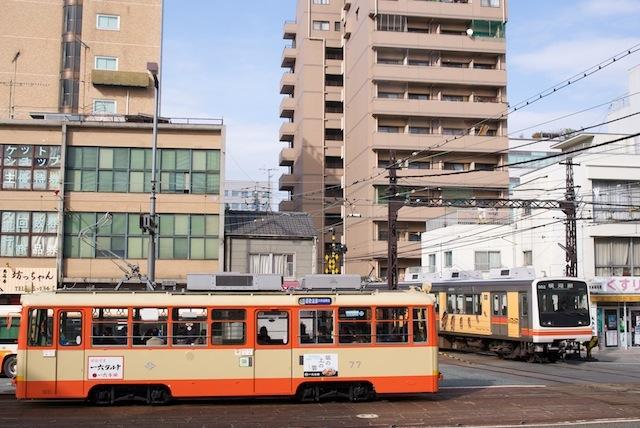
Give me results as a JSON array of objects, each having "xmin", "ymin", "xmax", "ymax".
[
  {"xmin": 418, "ymin": 132, "xmax": 640, "ymax": 349},
  {"xmin": 224, "ymin": 180, "xmax": 273, "ymax": 211}
]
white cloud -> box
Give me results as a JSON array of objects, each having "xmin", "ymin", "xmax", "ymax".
[{"xmin": 583, "ymin": 0, "xmax": 640, "ymax": 16}]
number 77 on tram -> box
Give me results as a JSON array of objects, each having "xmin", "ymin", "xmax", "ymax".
[{"xmin": 15, "ymin": 282, "xmax": 439, "ymax": 403}]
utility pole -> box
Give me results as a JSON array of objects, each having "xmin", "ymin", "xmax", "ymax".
[
  {"xmin": 387, "ymin": 150, "xmax": 401, "ymax": 290},
  {"xmin": 560, "ymin": 159, "xmax": 578, "ymax": 277}
]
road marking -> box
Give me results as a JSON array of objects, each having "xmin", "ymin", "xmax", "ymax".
[
  {"xmin": 453, "ymin": 417, "xmax": 640, "ymax": 427},
  {"xmin": 440, "ymin": 384, "xmax": 546, "ymax": 390},
  {"xmin": 356, "ymin": 414, "xmax": 379, "ymax": 419}
]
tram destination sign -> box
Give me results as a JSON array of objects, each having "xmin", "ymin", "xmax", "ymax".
[{"xmin": 298, "ymin": 297, "xmax": 332, "ymax": 305}]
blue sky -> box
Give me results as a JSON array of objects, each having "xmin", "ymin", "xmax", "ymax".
[{"xmin": 161, "ymin": 0, "xmax": 640, "ymax": 182}]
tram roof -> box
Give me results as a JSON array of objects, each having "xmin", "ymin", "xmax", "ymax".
[{"xmin": 20, "ymin": 288, "xmax": 434, "ymax": 307}]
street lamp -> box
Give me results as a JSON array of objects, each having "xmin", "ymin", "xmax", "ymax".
[{"xmin": 146, "ymin": 62, "xmax": 160, "ymax": 287}]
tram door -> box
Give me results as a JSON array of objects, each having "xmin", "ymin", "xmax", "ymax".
[
  {"xmin": 55, "ymin": 310, "xmax": 84, "ymax": 397},
  {"xmin": 491, "ymin": 293, "xmax": 508, "ymax": 337},
  {"xmin": 25, "ymin": 308, "xmax": 56, "ymax": 397},
  {"xmin": 254, "ymin": 310, "xmax": 292, "ymax": 395}
]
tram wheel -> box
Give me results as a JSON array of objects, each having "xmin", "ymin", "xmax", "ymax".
[
  {"xmin": 90, "ymin": 386, "xmax": 114, "ymax": 405},
  {"xmin": 3, "ymin": 355, "xmax": 17, "ymax": 378},
  {"xmin": 148, "ymin": 386, "xmax": 171, "ymax": 405},
  {"xmin": 349, "ymin": 383, "xmax": 375, "ymax": 402}
]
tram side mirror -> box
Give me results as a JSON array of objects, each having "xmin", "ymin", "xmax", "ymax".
[{"xmin": 140, "ymin": 308, "xmax": 160, "ymax": 321}]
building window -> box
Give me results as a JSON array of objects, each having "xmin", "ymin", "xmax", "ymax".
[
  {"xmin": 334, "ymin": 21, "xmax": 341, "ymax": 31},
  {"xmin": 94, "ymin": 56, "xmax": 118, "ymax": 71},
  {"xmin": 1, "ymin": 144, "xmax": 61, "ymax": 191},
  {"xmin": 593, "ymin": 180, "xmax": 640, "ymax": 222},
  {"xmin": 427, "ymin": 253, "xmax": 436, "ymax": 273},
  {"xmin": 523, "ymin": 250, "xmax": 532, "ymax": 266},
  {"xmin": 595, "ymin": 238, "xmax": 640, "ymax": 276},
  {"xmin": 64, "ymin": 213, "xmax": 219, "ymax": 260},
  {"xmin": 444, "ymin": 251, "xmax": 453, "ymax": 268},
  {"xmin": 96, "ymin": 14, "xmax": 120, "ymax": 30},
  {"xmin": 470, "ymin": 20, "xmax": 505, "ymax": 38},
  {"xmin": 62, "ymin": 41, "xmax": 81, "ymax": 70},
  {"xmin": 376, "ymin": 14, "xmax": 407, "ymax": 32},
  {"xmin": 0, "ymin": 211, "xmax": 58, "ymax": 257},
  {"xmin": 474, "ymin": 251, "xmax": 501, "ymax": 271},
  {"xmin": 66, "ymin": 147, "xmax": 221, "ymax": 195},
  {"xmin": 481, "ymin": 0, "xmax": 500, "ymax": 7},
  {"xmin": 313, "ymin": 0, "xmax": 329, "ymax": 3},
  {"xmin": 312, "ymin": 20, "xmax": 330, "ymax": 31},
  {"xmin": 249, "ymin": 253, "xmax": 295, "ymax": 277},
  {"xmin": 93, "ymin": 99, "xmax": 116, "ymax": 114},
  {"xmin": 63, "ymin": 4, "xmax": 83, "ymax": 34}
]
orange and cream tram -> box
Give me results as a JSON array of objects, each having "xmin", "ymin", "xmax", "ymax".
[{"xmin": 15, "ymin": 275, "xmax": 438, "ymax": 404}]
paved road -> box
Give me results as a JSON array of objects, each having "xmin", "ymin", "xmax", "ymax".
[{"xmin": 2, "ymin": 351, "xmax": 640, "ymax": 427}]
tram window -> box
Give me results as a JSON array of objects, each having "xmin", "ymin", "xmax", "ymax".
[
  {"xmin": 446, "ymin": 294, "xmax": 456, "ymax": 313},
  {"xmin": 500, "ymin": 294, "xmax": 507, "ymax": 316},
  {"xmin": 92, "ymin": 308, "xmax": 128, "ymax": 346},
  {"xmin": 299, "ymin": 310, "xmax": 334, "ymax": 344},
  {"xmin": 212, "ymin": 309, "xmax": 246, "ymax": 345},
  {"xmin": 455, "ymin": 295, "xmax": 464, "ymax": 314},
  {"xmin": 472, "ymin": 295, "xmax": 481, "ymax": 315},
  {"xmin": 28, "ymin": 308, "xmax": 53, "ymax": 347},
  {"xmin": 256, "ymin": 311, "xmax": 288, "ymax": 345},
  {"xmin": 338, "ymin": 307, "xmax": 371, "ymax": 344},
  {"xmin": 132, "ymin": 308, "xmax": 168, "ymax": 346},
  {"xmin": 172, "ymin": 308, "xmax": 207, "ymax": 346},
  {"xmin": 0, "ymin": 314, "xmax": 20, "ymax": 345},
  {"xmin": 59, "ymin": 311, "xmax": 82, "ymax": 346},
  {"xmin": 413, "ymin": 307, "xmax": 428, "ymax": 343},
  {"xmin": 492, "ymin": 295, "xmax": 499, "ymax": 315},
  {"xmin": 376, "ymin": 307, "xmax": 408, "ymax": 343},
  {"xmin": 521, "ymin": 295, "xmax": 528, "ymax": 316}
]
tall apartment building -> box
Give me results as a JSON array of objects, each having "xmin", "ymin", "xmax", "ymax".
[
  {"xmin": 279, "ymin": 0, "xmax": 509, "ymax": 278},
  {"xmin": 0, "ymin": 1, "xmax": 226, "ymax": 290},
  {"xmin": 1, "ymin": 0, "xmax": 160, "ymax": 119}
]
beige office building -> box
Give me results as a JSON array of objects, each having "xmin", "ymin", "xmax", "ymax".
[
  {"xmin": 1, "ymin": 0, "xmax": 160, "ymax": 119},
  {"xmin": 279, "ymin": 0, "xmax": 509, "ymax": 278},
  {"xmin": 0, "ymin": 0, "xmax": 226, "ymax": 290}
]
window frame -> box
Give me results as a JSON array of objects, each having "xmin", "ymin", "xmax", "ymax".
[
  {"xmin": 93, "ymin": 99, "xmax": 117, "ymax": 115},
  {"xmin": 96, "ymin": 14, "xmax": 120, "ymax": 31},
  {"xmin": 1, "ymin": 144, "xmax": 62, "ymax": 191},
  {"xmin": 94, "ymin": 55, "xmax": 118, "ymax": 71},
  {"xmin": 1, "ymin": 211, "xmax": 59, "ymax": 258}
]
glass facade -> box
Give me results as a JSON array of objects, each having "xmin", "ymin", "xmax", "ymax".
[
  {"xmin": 0, "ymin": 145, "xmax": 62, "ymax": 190},
  {"xmin": 64, "ymin": 212, "xmax": 219, "ymax": 260},
  {"xmin": 66, "ymin": 147, "xmax": 221, "ymax": 195},
  {"xmin": 0, "ymin": 212, "xmax": 58, "ymax": 257}
]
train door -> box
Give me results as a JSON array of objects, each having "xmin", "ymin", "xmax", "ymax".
[
  {"xmin": 254, "ymin": 309, "xmax": 292, "ymax": 395},
  {"xmin": 25, "ymin": 308, "xmax": 56, "ymax": 397},
  {"xmin": 519, "ymin": 293, "xmax": 529, "ymax": 337},
  {"xmin": 55, "ymin": 310, "xmax": 84, "ymax": 397},
  {"xmin": 491, "ymin": 293, "xmax": 508, "ymax": 337}
]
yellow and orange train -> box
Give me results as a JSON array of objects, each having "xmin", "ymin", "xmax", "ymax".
[{"xmin": 15, "ymin": 285, "xmax": 438, "ymax": 403}]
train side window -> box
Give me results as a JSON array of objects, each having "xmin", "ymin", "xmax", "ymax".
[
  {"xmin": 299, "ymin": 310, "xmax": 334, "ymax": 344},
  {"xmin": 492, "ymin": 295, "xmax": 499, "ymax": 316},
  {"xmin": 59, "ymin": 311, "xmax": 82, "ymax": 346},
  {"xmin": 446, "ymin": 294, "xmax": 456, "ymax": 313},
  {"xmin": 455, "ymin": 295, "xmax": 464, "ymax": 314},
  {"xmin": 376, "ymin": 307, "xmax": 408, "ymax": 343},
  {"xmin": 473, "ymin": 295, "xmax": 482, "ymax": 315},
  {"xmin": 132, "ymin": 308, "xmax": 168, "ymax": 346},
  {"xmin": 172, "ymin": 308, "xmax": 207, "ymax": 346},
  {"xmin": 28, "ymin": 308, "xmax": 53, "ymax": 347},
  {"xmin": 92, "ymin": 308, "xmax": 128, "ymax": 346},
  {"xmin": 500, "ymin": 294, "xmax": 507, "ymax": 316},
  {"xmin": 212, "ymin": 309, "xmax": 246, "ymax": 345},
  {"xmin": 521, "ymin": 295, "xmax": 528, "ymax": 316},
  {"xmin": 338, "ymin": 307, "xmax": 371, "ymax": 344},
  {"xmin": 256, "ymin": 311, "xmax": 288, "ymax": 345},
  {"xmin": 412, "ymin": 307, "xmax": 428, "ymax": 343}
]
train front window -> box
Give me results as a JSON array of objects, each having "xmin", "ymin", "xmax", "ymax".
[{"xmin": 537, "ymin": 280, "xmax": 589, "ymax": 327}]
